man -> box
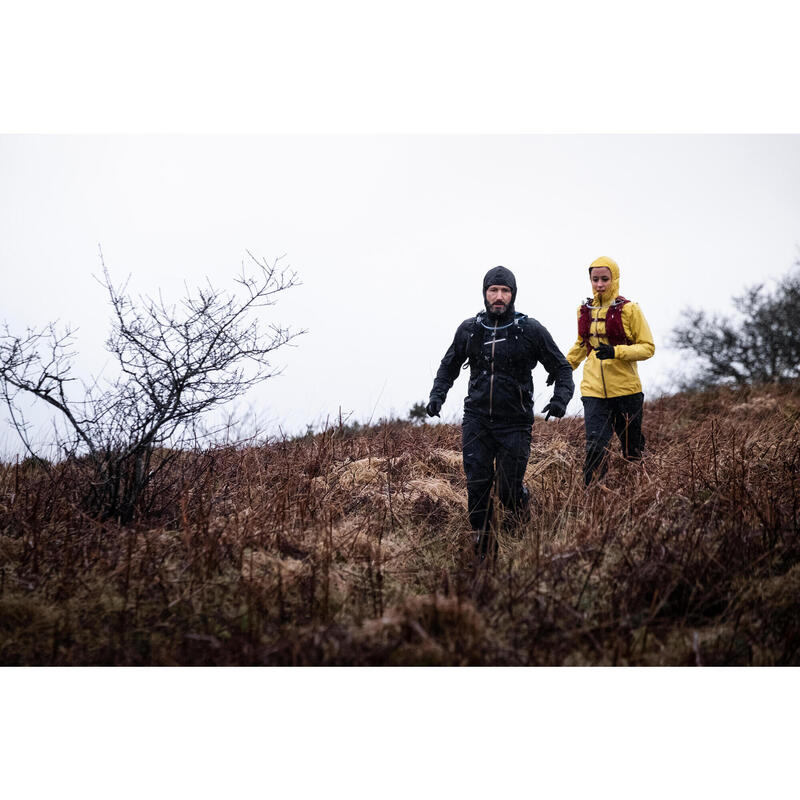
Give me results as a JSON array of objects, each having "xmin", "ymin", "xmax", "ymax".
[{"xmin": 426, "ymin": 266, "xmax": 574, "ymax": 558}]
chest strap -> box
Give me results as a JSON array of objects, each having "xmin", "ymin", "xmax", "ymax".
[{"xmin": 578, "ymin": 297, "xmax": 631, "ymax": 355}]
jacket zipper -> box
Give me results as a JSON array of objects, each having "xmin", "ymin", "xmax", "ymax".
[
  {"xmin": 489, "ymin": 320, "xmax": 497, "ymax": 420},
  {"xmin": 595, "ymin": 309, "xmax": 608, "ymax": 399}
]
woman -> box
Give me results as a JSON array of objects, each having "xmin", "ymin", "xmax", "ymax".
[{"xmin": 566, "ymin": 256, "xmax": 655, "ymax": 485}]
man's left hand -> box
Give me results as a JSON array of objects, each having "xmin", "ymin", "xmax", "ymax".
[
  {"xmin": 543, "ymin": 400, "xmax": 566, "ymax": 421},
  {"xmin": 426, "ymin": 398, "xmax": 442, "ymax": 417},
  {"xmin": 595, "ymin": 343, "xmax": 615, "ymax": 360}
]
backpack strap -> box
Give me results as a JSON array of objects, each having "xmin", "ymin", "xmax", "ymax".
[
  {"xmin": 604, "ymin": 297, "xmax": 631, "ymax": 345},
  {"xmin": 578, "ymin": 301, "xmax": 593, "ymax": 356},
  {"xmin": 579, "ymin": 297, "xmax": 631, "ymax": 353},
  {"xmin": 465, "ymin": 312, "xmax": 529, "ymax": 371}
]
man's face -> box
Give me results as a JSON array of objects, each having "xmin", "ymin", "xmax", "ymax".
[{"xmin": 485, "ymin": 284, "xmax": 512, "ymax": 314}]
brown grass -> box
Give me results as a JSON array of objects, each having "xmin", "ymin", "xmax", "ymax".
[{"xmin": 1, "ymin": 382, "xmax": 799, "ymax": 665}]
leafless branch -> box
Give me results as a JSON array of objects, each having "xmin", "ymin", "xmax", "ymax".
[{"xmin": 1, "ymin": 250, "xmax": 305, "ymax": 521}]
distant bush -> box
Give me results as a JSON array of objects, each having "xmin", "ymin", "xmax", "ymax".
[
  {"xmin": 671, "ymin": 259, "xmax": 800, "ymax": 389},
  {"xmin": 408, "ymin": 402, "xmax": 428, "ymax": 425}
]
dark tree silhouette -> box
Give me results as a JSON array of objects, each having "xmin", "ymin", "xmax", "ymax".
[
  {"xmin": 671, "ymin": 260, "xmax": 800, "ymax": 389},
  {"xmin": 408, "ymin": 402, "xmax": 428, "ymax": 425}
]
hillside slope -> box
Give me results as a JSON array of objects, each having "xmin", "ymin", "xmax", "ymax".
[{"xmin": 1, "ymin": 382, "xmax": 799, "ymax": 665}]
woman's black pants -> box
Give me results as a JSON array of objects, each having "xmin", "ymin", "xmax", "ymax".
[{"xmin": 581, "ymin": 392, "xmax": 645, "ymax": 485}]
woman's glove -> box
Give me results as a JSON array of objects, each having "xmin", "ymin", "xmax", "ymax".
[{"xmin": 595, "ymin": 343, "xmax": 615, "ymax": 359}]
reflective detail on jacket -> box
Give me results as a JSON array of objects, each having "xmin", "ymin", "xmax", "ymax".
[
  {"xmin": 431, "ymin": 312, "xmax": 574, "ymax": 424},
  {"xmin": 565, "ymin": 257, "xmax": 655, "ymax": 398}
]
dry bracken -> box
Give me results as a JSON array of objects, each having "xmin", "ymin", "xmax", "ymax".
[{"xmin": 0, "ymin": 381, "xmax": 798, "ymax": 665}]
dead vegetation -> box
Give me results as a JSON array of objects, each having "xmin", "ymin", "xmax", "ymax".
[{"xmin": 1, "ymin": 382, "xmax": 799, "ymax": 665}]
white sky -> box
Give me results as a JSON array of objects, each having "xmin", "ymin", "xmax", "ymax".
[{"xmin": 2, "ymin": 134, "xmax": 799, "ymax": 451}]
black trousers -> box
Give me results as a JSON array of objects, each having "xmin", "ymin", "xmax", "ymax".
[
  {"xmin": 462, "ymin": 416, "xmax": 531, "ymax": 542},
  {"xmin": 582, "ymin": 393, "xmax": 645, "ymax": 485}
]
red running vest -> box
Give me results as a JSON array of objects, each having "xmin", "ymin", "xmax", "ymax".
[{"xmin": 578, "ymin": 297, "xmax": 631, "ymax": 356}]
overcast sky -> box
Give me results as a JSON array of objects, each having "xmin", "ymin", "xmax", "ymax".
[{"xmin": 2, "ymin": 133, "xmax": 799, "ymax": 453}]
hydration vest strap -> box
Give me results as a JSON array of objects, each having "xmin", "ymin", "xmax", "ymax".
[
  {"xmin": 578, "ymin": 297, "xmax": 631, "ymax": 354},
  {"xmin": 467, "ymin": 313, "xmax": 528, "ymax": 371}
]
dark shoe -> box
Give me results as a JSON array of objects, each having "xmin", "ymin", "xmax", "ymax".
[{"xmin": 473, "ymin": 531, "xmax": 498, "ymax": 560}]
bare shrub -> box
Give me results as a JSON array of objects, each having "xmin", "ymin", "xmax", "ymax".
[{"xmin": 0, "ymin": 251, "xmax": 303, "ymax": 522}]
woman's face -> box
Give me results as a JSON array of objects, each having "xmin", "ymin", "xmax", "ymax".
[{"xmin": 590, "ymin": 267, "xmax": 613, "ymax": 297}]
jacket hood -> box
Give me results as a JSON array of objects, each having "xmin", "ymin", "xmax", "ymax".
[
  {"xmin": 483, "ymin": 265, "xmax": 517, "ymax": 320},
  {"xmin": 588, "ymin": 256, "xmax": 620, "ymax": 306}
]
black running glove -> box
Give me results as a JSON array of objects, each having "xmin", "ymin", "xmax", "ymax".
[
  {"xmin": 426, "ymin": 398, "xmax": 442, "ymax": 417},
  {"xmin": 595, "ymin": 343, "xmax": 615, "ymax": 360},
  {"xmin": 543, "ymin": 399, "xmax": 566, "ymax": 421}
]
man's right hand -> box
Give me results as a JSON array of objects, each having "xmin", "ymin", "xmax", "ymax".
[{"xmin": 426, "ymin": 398, "xmax": 442, "ymax": 417}]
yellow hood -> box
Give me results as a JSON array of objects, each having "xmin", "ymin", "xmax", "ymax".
[{"xmin": 589, "ymin": 255, "xmax": 620, "ymax": 306}]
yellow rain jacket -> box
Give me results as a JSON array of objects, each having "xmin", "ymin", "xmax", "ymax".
[{"xmin": 566, "ymin": 256, "xmax": 655, "ymax": 398}]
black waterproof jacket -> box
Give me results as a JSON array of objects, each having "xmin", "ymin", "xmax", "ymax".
[{"xmin": 429, "ymin": 267, "xmax": 574, "ymax": 425}]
